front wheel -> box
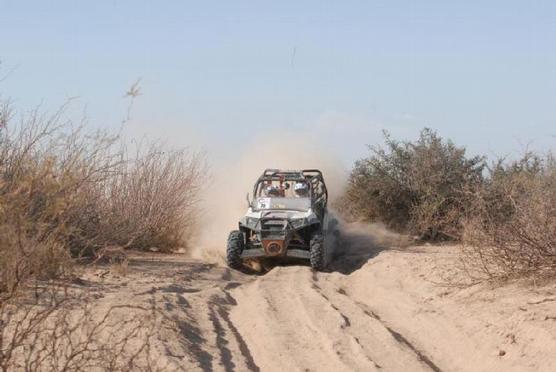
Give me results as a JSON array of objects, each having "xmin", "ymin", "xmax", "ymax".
[
  {"xmin": 310, "ymin": 233, "xmax": 325, "ymax": 271},
  {"xmin": 227, "ymin": 231, "xmax": 244, "ymax": 270}
]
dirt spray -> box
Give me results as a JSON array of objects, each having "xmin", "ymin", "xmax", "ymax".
[{"xmin": 190, "ymin": 132, "xmax": 348, "ymax": 263}]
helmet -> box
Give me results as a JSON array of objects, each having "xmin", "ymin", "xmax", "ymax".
[
  {"xmin": 294, "ymin": 182, "xmax": 309, "ymax": 197},
  {"xmin": 266, "ymin": 185, "xmax": 280, "ymax": 197}
]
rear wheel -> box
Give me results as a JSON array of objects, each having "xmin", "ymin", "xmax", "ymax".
[
  {"xmin": 227, "ymin": 231, "xmax": 244, "ymax": 270},
  {"xmin": 310, "ymin": 232, "xmax": 325, "ymax": 271}
]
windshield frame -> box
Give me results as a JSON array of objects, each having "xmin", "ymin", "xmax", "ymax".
[{"xmin": 251, "ymin": 196, "xmax": 311, "ymax": 212}]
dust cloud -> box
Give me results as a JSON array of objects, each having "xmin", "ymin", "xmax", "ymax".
[
  {"xmin": 190, "ymin": 131, "xmax": 348, "ymax": 263},
  {"xmin": 328, "ymin": 220, "xmax": 410, "ymax": 274}
]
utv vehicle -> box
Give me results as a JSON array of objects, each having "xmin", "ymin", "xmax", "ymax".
[{"xmin": 226, "ymin": 169, "xmax": 334, "ymax": 271}]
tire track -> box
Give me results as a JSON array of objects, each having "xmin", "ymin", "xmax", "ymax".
[
  {"xmin": 208, "ymin": 306, "xmax": 234, "ymax": 372},
  {"xmin": 308, "ymin": 275, "xmax": 385, "ymax": 369},
  {"xmin": 209, "ymin": 293, "xmax": 260, "ymax": 372},
  {"xmin": 331, "ymin": 283, "xmax": 443, "ymax": 372}
]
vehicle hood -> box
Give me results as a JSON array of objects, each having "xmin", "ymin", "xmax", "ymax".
[
  {"xmin": 244, "ymin": 208, "xmax": 313, "ymax": 219},
  {"xmin": 240, "ymin": 208, "xmax": 319, "ymax": 225}
]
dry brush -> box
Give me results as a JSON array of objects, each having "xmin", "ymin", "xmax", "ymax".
[{"xmin": 0, "ymin": 97, "xmax": 205, "ymax": 369}]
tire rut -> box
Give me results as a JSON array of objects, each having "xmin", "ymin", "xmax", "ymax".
[
  {"xmin": 209, "ymin": 292, "xmax": 260, "ymax": 372},
  {"xmin": 143, "ymin": 261, "xmax": 256, "ymax": 372},
  {"xmin": 333, "ymin": 285, "xmax": 443, "ymax": 372},
  {"xmin": 309, "ymin": 273, "xmax": 383, "ymax": 370}
]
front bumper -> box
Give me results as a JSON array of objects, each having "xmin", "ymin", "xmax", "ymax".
[{"xmin": 241, "ymin": 248, "xmax": 310, "ymax": 259}]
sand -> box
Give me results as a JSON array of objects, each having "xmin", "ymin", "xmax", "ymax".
[{"xmin": 45, "ymin": 223, "xmax": 556, "ymax": 371}]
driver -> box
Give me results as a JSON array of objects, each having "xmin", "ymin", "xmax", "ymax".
[
  {"xmin": 265, "ymin": 185, "xmax": 281, "ymax": 197},
  {"xmin": 294, "ymin": 182, "xmax": 309, "ymax": 197}
]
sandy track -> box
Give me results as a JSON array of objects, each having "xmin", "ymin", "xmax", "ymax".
[{"xmin": 78, "ymin": 224, "xmax": 556, "ymax": 372}]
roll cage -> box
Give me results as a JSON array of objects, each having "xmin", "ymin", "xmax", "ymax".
[{"xmin": 253, "ymin": 169, "xmax": 328, "ymax": 209}]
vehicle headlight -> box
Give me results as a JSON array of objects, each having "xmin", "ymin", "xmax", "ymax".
[
  {"xmin": 290, "ymin": 218, "xmax": 306, "ymax": 229},
  {"xmin": 245, "ymin": 217, "xmax": 259, "ymax": 229}
]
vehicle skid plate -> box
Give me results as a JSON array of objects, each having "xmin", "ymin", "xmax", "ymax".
[{"xmin": 241, "ymin": 248, "xmax": 310, "ymax": 259}]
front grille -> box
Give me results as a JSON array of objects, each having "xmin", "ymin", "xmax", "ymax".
[{"xmin": 261, "ymin": 220, "xmax": 286, "ymax": 231}]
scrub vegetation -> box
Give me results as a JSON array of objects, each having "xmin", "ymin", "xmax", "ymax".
[
  {"xmin": 0, "ymin": 95, "xmax": 553, "ymax": 370},
  {"xmin": 341, "ymin": 128, "xmax": 556, "ymax": 280},
  {"xmin": 0, "ymin": 98, "xmax": 204, "ymax": 371}
]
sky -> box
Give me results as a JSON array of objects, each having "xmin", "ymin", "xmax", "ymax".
[{"xmin": 1, "ymin": 0, "xmax": 555, "ymax": 168}]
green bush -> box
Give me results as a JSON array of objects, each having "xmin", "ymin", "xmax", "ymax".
[{"xmin": 343, "ymin": 128, "xmax": 485, "ymax": 240}]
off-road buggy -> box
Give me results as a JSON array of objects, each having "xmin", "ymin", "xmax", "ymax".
[{"xmin": 226, "ymin": 169, "xmax": 336, "ymax": 271}]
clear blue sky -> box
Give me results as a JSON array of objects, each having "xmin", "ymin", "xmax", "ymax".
[{"xmin": 1, "ymin": 0, "xmax": 555, "ymax": 167}]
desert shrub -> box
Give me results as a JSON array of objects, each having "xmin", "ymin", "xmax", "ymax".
[
  {"xmin": 0, "ymin": 99, "xmax": 205, "ymax": 292},
  {"xmin": 0, "ymin": 97, "xmax": 188, "ymax": 371},
  {"xmin": 76, "ymin": 143, "xmax": 206, "ymax": 253},
  {"xmin": 0, "ymin": 285, "xmax": 158, "ymax": 371},
  {"xmin": 343, "ymin": 128, "xmax": 485, "ymax": 240},
  {"xmin": 0, "ymin": 103, "xmax": 105, "ymax": 291},
  {"xmin": 462, "ymin": 153, "xmax": 556, "ymax": 279}
]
